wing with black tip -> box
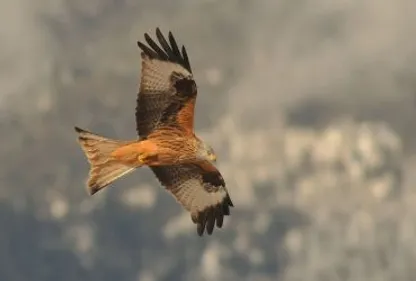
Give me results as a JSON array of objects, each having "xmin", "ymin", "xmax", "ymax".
[
  {"xmin": 151, "ymin": 163, "xmax": 233, "ymax": 236},
  {"xmin": 136, "ymin": 28, "xmax": 197, "ymax": 137}
]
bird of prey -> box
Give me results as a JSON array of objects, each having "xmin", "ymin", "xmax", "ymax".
[{"xmin": 74, "ymin": 28, "xmax": 233, "ymax": 236}]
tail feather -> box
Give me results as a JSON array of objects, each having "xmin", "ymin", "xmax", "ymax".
[{"xmin": 74, "ymin": 126, "xmax": 137, "ymax": 195}]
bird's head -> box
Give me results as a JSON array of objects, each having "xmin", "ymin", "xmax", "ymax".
[{"xmin": 196, "ymin": 141, "xmax": 217, "ymax": 163}]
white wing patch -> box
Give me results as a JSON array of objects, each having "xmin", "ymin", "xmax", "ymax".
[
  {"xmin": 169, "ymin": 178, "xmax": 227, "ymax": 213},
  {"xmin": 140, "ymin": 56, "xmax": 192, "ymax": 94}
]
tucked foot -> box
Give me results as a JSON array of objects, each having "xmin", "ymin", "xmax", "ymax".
[{"xmin": 138, "ymin": 153, "xmax": 148, "ymax": 164}]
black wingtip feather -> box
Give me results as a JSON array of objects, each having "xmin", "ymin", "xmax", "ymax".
[
  {"xmin": 197, "ymin": 223, "xmax": 204, "ymax": 236},
  {"xmin": 137, "ymin": 41, "xmax": 158, "ymax": 59},
  {"xmin": 205, "ymin": 208, "xmax": 215, "ymax": 235},
  {"xmin": 195, "ymin": 197, "xmax": 233, "ymax": 237},
  {"xmin": 156, "ymin": 28, "xmax": 176, "ymax": 60},
  {"xmin": 144, "ymin": 33, "xmax": 168, "ymax": 60},
  {"xmin": 168, "ymin": 31, "xmax": 181, "ymax": 57},
  {"xmin": 197, "ymin": 212, "xmax": 207, "ymax": 236},
  {"xmin": 226, "ymin": 194, "xmax": 234, "ymax": 207},
  {"xmin": 136, "ymin": 28, "xmax": 193, "ymax": 73},
  {"xmin": 223, "ymin": 204, "xmax": 230, "ymax": 216},
  {"xmin": 215, "ymin": 208, "xmax": 224, "ymax": 228},
  {"xmin": 181, "ymin": 45, "xmax": 192, "ymax": 73}
]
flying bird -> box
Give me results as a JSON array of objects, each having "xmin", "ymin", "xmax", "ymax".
[{"xmin": 74, "ymin": 28, "xmax": 233, "ymax": 236}]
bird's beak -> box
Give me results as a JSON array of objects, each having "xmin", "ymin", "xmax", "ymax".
[{"xmin": 209, "ymin": 154, "xmax": 217, "ymax": 162}]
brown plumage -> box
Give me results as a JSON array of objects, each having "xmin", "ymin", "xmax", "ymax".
[{"xmin": 75, "ymin": 27, "xmax": 233, "ymax": 236}]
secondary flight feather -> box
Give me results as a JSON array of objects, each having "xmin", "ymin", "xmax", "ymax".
[{"xmin": 74, "ymin": 27, "xmax": 233, "ymax": 236}]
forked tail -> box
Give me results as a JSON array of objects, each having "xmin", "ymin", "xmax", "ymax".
[{"xmin": 74, "ymin": 126, "xmax": 138, "ymax": 195}]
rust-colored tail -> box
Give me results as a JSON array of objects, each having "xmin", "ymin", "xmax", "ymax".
[{"xmin": 74, "ymin": 126, "xmax": 138, "ymax": 195}]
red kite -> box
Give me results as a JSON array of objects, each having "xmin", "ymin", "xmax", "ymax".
[{"xmin": 75, "ymin": 28, "xmax": 233, "ymax": 236}]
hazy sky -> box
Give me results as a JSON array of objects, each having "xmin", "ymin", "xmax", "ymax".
[
  {"xmin": 1, "ymin": 2, "xmax": 415, "ymax": 280},
  {"xmin": 2, "ymin": 0, "xmax": 416, "ymax": 119}
]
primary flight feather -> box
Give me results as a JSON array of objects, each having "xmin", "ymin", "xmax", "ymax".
[{"xmin": 74, "ymin": 28, "xmax": 233, "ymax": 236}]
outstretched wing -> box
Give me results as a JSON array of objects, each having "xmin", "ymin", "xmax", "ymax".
[
  {"xmin": 151, "ymin": 164, "xmax": 234, "ymax": 236},
  {"xmin": 136, "ymin": 28, "xmax": 197, "ymax": 137}
]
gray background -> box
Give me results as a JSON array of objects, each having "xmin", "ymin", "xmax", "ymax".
[{"xmin": 1, "ymin": 0, "xmax": 416, "ymax": 280}]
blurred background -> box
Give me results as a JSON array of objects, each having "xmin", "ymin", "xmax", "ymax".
[{"xmin": 1, "ymin": 0, "xmax": 416, "ymax": 280}]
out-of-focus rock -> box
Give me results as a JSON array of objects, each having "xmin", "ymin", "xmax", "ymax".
[{"xmin": 283, "ymin": 118, "xmax": 402, "ymax": 204}]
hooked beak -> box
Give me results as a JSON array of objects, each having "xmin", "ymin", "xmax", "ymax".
[{"xmin": 209, "ymin": 153, "xmax": 217, "ymax": 163}]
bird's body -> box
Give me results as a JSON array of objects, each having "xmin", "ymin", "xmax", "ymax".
[
  {"xmin": 110, "ymin": 128, "xmax": 210, "ymax": 167},
  {"xmin": 75, "ymin": 28, "xmax": 233, "ymax": 236}
]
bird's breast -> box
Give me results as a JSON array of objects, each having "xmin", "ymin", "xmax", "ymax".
[{"xmin": 145, "ymin": 135, "xmax": 198, "ymax": 166}]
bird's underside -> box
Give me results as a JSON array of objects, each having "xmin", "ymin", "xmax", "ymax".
[{"xmin": 74, "ymin": 27, "xmax": 234, "ymax": 236}]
